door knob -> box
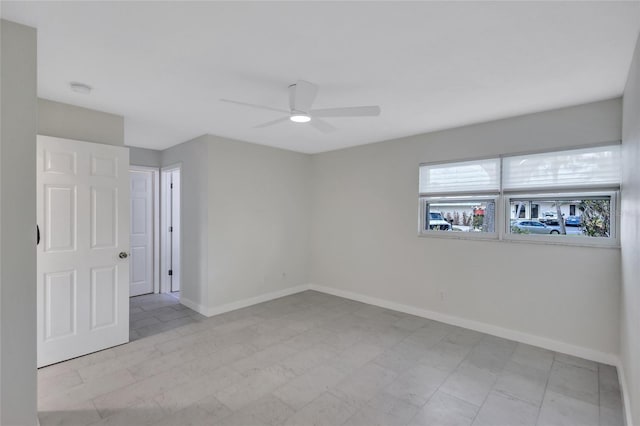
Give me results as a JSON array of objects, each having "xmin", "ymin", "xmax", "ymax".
[{"xmin": 118, "ymin": 252, "xmax": 129, "ymax": 259}]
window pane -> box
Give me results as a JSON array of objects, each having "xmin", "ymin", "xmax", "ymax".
[
  {"xmin": 426, "ymin": 200, "xmax": 496, "ymax": 233},
  {"xmin": 508, "ymin": 196, "xmax": 612, "ymax": 238},
  {"xmin": 419, "ymin": 158, "xmax": 500, "ymax": 195},
  {"xmin": 503, "ymin": 145, "xmax": 620, "ymax": 191}
]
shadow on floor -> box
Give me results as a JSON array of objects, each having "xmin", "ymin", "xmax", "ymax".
[{"xmin": 129, "ymin": 293, "xmax": 206, "ymax": 341}]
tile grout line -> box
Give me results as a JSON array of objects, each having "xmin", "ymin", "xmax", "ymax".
[
  {"xmin": 183, "ymin": 298, "xmax": 352, "ymax": 420},
  {"xmin": 467, "ymin": 340, "xmax": 516, "ymax": 426},
  {"xmin": 533, "ymin": 358, "xmax": 554, "ymax": 426},
  {"xmin": 597, "ymin": 363, "xmax": 601, "ymax": 425},
  {"xmin": 289, "ymin": 317, "xmax": 435, "ymax": 425},
  {"xmin": 404, "ymin": 330, "xmax": 486, "ymax": 425}
]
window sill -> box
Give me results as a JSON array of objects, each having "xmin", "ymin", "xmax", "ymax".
[
  {"xmin": 502, "ymin": 235, "xmax": 620, "ymax": 249},
  {"xmin": 418, "ymin": 232, "xmax": 620, "ymax": 249},
  {"xmin": 418, "ymin": 232, "xmax": 498, "ymax": 241}
]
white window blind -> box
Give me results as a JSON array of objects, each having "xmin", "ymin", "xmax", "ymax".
[
  {"xmin": 502, "ymin": 145, "xmax": 621, "ymax": 191},
  {"xmin": 419, "ymin": 158, "xmax": 500, "ymax": 195}
]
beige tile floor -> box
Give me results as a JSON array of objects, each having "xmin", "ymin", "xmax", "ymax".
[{"xmin": 38, "ymin": 291, "xmax": 624, "ymax": 426}]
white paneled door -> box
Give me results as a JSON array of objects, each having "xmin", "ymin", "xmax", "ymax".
[
  {"xmin": 37, "ymin": 136, "xmax": 130, "ymax": 367},
  {"xmin": 130, "ymin": 168, "xmax": 154, "ymax": 296}
]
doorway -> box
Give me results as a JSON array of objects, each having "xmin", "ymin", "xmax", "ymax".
[
  {"xmin": 161, "ymin": 165, "xmax": 181, "ymax": 297},
  {"xmin": 129, "ymin": 166, "xmax": 159, "ymax": 297}
]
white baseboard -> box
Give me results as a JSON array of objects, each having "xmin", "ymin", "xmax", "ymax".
[
  {"xmin": 184, "ymin": 283, "xmax": 629, "ymax": 423},
  {"xmin": 616, "ymin": 360, "xmax": 634, "ymax": 426},
  {"xmin": 178, "ymin": 296, "xmax": 209, "ymax": 317},
  {"xmin": 194, "ymin": 284, "xmax": 311, "ymax": 317},
  {"xmin": 186, "ymin": 282, "xmax": 618, "ymax": 366},
  {"xmin": 308, "ymin": 284, "xmax": 618, "ymax": 366}
]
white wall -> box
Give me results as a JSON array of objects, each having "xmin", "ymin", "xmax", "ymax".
[
  {"xmin": 38, "ymin": 98, "xmax": 124, "ymax": 146},
  {"xmin": 38, "ymin": 99, "xmax": 310, "ymax": 317},
  {"xmin": 38, "ymin": 100, "xmax": 160, "ymax": 169},
  {"xmin": 206, "ymin": 135, "xmax": 310, "ymax": 311},
  {"xmin": 0, "ymin": 19, "xmax": 38, "ymax": 426},
  {"xmin": 130, "ymin": 147, "xmax": 161, "ymax": 167},
  {"xmin": 621, "ymin": 32, "xmax": 640, "ymax": 426},
  {"xmin": 310, "ymin": 99, "xmax": 622, "ymax": 362},
  {"xmin": 160, "ymin": 135, "xmax": 311, "ymax": 315},
  {"xmin": 161, "ymin": 137, "xmax": 210, "ymax": 311}
]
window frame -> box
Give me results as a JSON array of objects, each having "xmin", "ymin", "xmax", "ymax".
[
  {"xmin": 418, "ymin": 195, "xmax": 500, "ymax": 240},
  {"xmin": 503, "ymin": 190, "xmax": 619, "ymax": 247},
  {"xmin": 417, "ymin": 142, "xmax": 621, "ymax": 248}
]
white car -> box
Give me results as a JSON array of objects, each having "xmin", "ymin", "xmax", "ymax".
[{"xmin": 428, "ymin": 212, "xmax": 451, "ymax": 231}]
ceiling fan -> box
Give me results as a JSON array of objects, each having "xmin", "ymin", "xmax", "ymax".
[{"xmin": 220, "ymin": 80, "xmax": 381, "ymax": 133}]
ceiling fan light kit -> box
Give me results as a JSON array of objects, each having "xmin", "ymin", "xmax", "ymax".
[
  {"xmin": 290, "ymin": 114, "xmax": 311, "ymax": 123},
  {"xmin": 221, "ymin": 80, "xmax": 381, "ymax": 133}
]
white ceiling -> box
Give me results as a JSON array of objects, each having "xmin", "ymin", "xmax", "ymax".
[{"xmin": 2, "ymin": 1, "xmax": 640, "ymax": 154}]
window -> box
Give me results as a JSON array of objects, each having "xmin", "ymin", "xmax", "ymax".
[
  {"xmin": 507, "ymin": 194, "xmax": 615, "ymax": 241},
  {"xmin": 419, "ymin": 158, "xmax": 499, "ymax": 237},
  {"xmin": 419, "ymin": 144, "xmax": 620, "ymax": 246},
  {"xmin": 531, "ymin": 203, "xmax": 539, "ymax": 219},
  {"xmin": 422, "ymin": 197, "xmax": 497, "ymax": 234}
]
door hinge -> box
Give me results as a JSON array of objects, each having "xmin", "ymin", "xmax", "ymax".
[
  {"xmin": 169, "ymin": 226, "xmax": 173, "ymax": 232},
  {"xmin": 170, "ymin": 183, "xmax": 173, "ymax": 189},
  {"xmin": 168, "ymin": 269, "xmax": 173, "ymax": 276}
]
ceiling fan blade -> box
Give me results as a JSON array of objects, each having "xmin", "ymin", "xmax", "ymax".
[
  {"xmin": 309, "ymin": 118, "xmax": 336, "ymax": 133},
  {"xmin": 310, "ymin": 105, "xmax": 381, "ymax": 118},
  {"xmin": 220, "ymin": 99, "xmax": 289, "ymax": 114},
  {"xmin": 290, "ymin": 80, "xmax": 318, "ymax": 112},
  {"xmin": 253, "ymin": 116, "xmax": 289, "ymax": 128}
]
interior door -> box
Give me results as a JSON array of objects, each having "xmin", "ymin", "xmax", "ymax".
[
  {"xmin": 37, "ymin": 135, "xmax": 130, "ymax": 367},
  {"xmin": 130, "ymin": 168, "xmax": 154, "ymax": 296}
]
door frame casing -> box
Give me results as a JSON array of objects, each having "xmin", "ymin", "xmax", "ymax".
[
  {"xmin": 129, "ymin": 165, "xmax": 160, "ymax": 294},
  {"xmin": 161, "ymin": 163, "xmax": 181, "ymax": 294}
]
